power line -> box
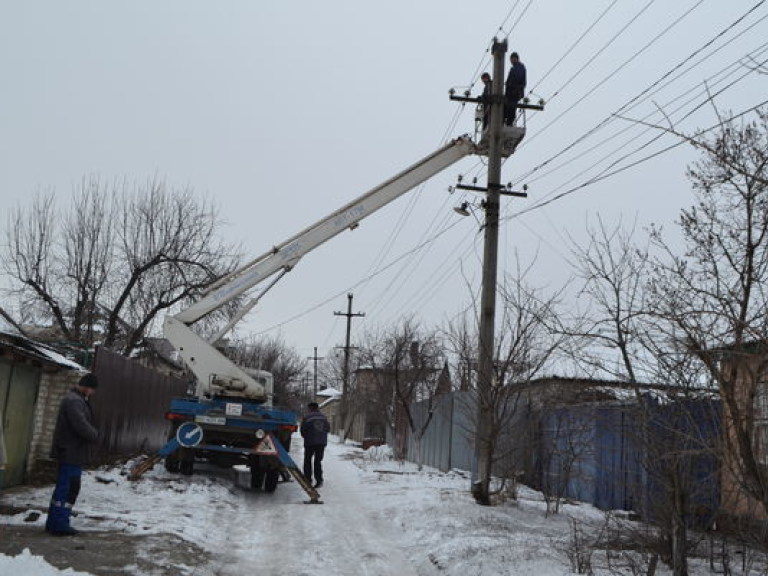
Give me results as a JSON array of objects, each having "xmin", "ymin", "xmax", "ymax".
[
  {"xmin": 506, "ymin": 98, "xmax": 768, "ymax": 223},
  {"xmin": 541, "ymin": 0, "xmax": 658, "ymax": 106},
  {"xmin": 259, "ymin": 3, "xmax": 768, "ymax": 344},
  {"xmin": 529, "ymin": 0, "xmax": 620, "ymax": 94},
  {"xmin": 354, "ymin": 3, "xmax": 768, "ymax": 333},
  {"xmin": 517, "ymin": 1, "xmax": 768, "ymax": 182},
  {"xmin": 517, "ymin": 49, "xmax": 768, "ymax": 216}
]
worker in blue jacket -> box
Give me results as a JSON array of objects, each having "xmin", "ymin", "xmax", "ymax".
[
  {"xmin": 300, "ymin": 402, "xmax": 330, "ymax": 488},
  {"xmin": 45, "ymin": 373, "xmax": 100, "ymax": 536}
]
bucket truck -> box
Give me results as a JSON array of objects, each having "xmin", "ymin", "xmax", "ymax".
[{"xmin": 131, "ymin": 127, "xmax": 525, "ymax": 502}]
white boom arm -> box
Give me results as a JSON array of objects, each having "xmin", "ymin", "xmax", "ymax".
[{"xmin": 165, "ymin": 135, "xmax": 476, "ymax": 402}]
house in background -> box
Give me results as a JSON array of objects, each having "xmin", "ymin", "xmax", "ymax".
[
  {"xmin": 312, "ymin": 386, "xmax": 341, "ymax": 433},
  {"xmin": 352, "ymin": 362, "xmax": 452, "ymax": 452},
  {"xmin": 716, "ymin": 341, "xmax": 768, "ymax": 526}
]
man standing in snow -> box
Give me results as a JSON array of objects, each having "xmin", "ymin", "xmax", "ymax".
[
  {"xmin": 45, "ymin": 372, "xmax": 100, "ymax": 536},
  {"xmin": 301, "ymin": 402, "xmax": 330, "ymax": 488}
]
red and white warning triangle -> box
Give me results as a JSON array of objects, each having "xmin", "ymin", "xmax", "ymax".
[{"xmin": 253, "ymin": 435, "xmax": 278, "ymax": 455}]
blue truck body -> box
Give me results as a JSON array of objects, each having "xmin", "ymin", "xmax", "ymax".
[{"xmin": 162, "ymin": 396, "xmax": 300, "ymax": 493}]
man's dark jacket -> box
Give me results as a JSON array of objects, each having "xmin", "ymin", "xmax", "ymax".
[
  {"xmin": 50, "ymin": 388, "xmax": 99, "ymax": 466},
  {"xmin": 300, "ymin": 410, "xmax": 330, "ymax": 447},
  {"xmin": 505, "ymin": 62, "xmax": 527, "ymax": 102}
]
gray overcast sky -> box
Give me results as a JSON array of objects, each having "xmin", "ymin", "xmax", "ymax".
[{"xmin": 2, "ymin": 2, "xmax": 767, "ymax": 362}]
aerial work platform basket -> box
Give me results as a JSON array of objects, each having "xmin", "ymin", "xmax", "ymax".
[{"xmin": 475, "ymin": 124, "xmax": 526, "ymax": 158}]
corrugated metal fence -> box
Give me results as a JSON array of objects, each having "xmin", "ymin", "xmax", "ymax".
[
  {"xmin": 398, "ymin": 390, "xmax": 721, "ymax": 522},
  {"xmin": 403, "ymin": 391, "xmax": 530, "ymax": 478},
  {"xmin": 404, "ymin": 391, "xmax": 475, "ymax": 472},
  {"xmin": 92, "ymin": 347, "xmax": 188, "ymax": 458}
]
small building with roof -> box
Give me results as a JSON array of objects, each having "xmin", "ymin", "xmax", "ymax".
[{"xmin": 0, "ymin": 322, "xmax": 85, "ymax": 487}]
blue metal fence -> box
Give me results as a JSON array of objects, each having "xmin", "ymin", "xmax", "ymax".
[{"xmin": 398, "ymin": 389, "xmax": 721, "ymax": 522}]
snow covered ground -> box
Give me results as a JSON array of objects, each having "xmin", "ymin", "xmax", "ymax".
[{"xmin": 0, "ymin": 436, "xmax": 749, "ymax": 575}]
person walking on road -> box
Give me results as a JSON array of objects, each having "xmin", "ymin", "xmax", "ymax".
[
  {"xmin": 46, "ymin": 373, "xmax": 100, "ymax": 536},
  {"xmin": 301, "ymin": 402, "xmax": 330, "ymax": 488}
]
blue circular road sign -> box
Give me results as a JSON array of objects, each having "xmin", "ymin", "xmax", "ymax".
[{"xmin": 176, "ymin": 421, "xmax": 204, "ymax": 448}]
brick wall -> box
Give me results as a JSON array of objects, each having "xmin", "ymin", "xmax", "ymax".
[{"xmin": 28, "ymin": 369, "xmax": 81, "ymax": 481}]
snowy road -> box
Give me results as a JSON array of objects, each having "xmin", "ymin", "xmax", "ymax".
[
  {"xmin": 206, "ymin": 439, "xmax": 422, "ymax": 576},
  {"xmin": 5, "ymin": 432, "xmax": 695, "ymax": 576}
]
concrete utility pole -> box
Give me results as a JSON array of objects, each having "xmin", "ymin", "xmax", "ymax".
[
  {"xmin": 334, "ymin": 293, "xmax": 365, "ymax": 437},
  {"xmin": 473, "ymin": 38, "xmax": 507, "ymax": 506},
  {"xmin": 449, "ymin": 40, "xmax": 543, "ymax": 505},
  {"xmin": 334, "ymin": 293, "xmax": 365, "ymax": 396},
  {"xmin": 307, "ymin": 347, "xmax": 324, "ymax": 398}
]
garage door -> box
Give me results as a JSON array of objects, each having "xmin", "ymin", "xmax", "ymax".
[{"xmin": 0, "ymin": 360, "xmax": 40, "ymax": 487}]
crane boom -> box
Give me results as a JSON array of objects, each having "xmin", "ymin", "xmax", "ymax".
[{"xmin": 165, "ymin": 135, "xmax": 476, "ymax": 402}]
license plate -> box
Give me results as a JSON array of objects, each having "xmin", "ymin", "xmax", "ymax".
[{"xmin": 195, "ymin": 414, "xmax": 226, "ymax": 426}]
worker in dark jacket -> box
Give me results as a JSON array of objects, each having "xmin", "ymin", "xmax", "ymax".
[
  {"xmin": 504, "ymin": 51, "xmax": 527, "ymax": 126},
  {"xmin": 45, "ymin": 373, "xmax": 99, "ymax": 536},
  {"xmin": 300, "ymin": 402, "xmax": 330, "ymax": 488},
  {"xmin": 479, "ymin": 72, "xmax": 492, "ymax": 130}
]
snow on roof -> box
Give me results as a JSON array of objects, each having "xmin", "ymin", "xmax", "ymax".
[
  {"xmin": 0, "ymin": 317, "xmax": 21, "ymax": 335},
  {"xmin": 0, "ymin": 331, "xmax": 85, "ymax": 371},
  {"xmin": 317, "ymin": 386, "xmax": 341, "ymax": 397},
  {"xmin": 33, "ymin": 342, "xmax": 86, "ymax": 371},
  {"xmin": 319, "ymin": 396, "xmax": 341, "ymax": 409}
]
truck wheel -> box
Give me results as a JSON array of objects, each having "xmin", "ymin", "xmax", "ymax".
[
  {"xmin": 180, "ymin": 459, "xmax": 194, "ymax": 476},
  {"xmin": 264, "ymin": 469, "xmax": 279, "ymax": 493},
  {"xmin": 164, "ymin": 455, "xmax": 181, "ymax": 474},
  {"xmin": 250, "ymin": 468, "xmax": 265, "ymax": 490}
]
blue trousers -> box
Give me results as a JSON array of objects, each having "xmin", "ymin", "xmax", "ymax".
[{"xmin": 46, "ymin": 463, "xmax": 82, "ymax": 533}]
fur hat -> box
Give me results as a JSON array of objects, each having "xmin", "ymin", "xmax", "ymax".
[{"xmin": 78, "ymin": 373, "xmax": 99, "ymax": 389}]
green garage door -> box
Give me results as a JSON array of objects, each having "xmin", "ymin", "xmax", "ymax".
[{"xmin": 0, "ymin": 360, "xmax": 40, "ymax": 487}]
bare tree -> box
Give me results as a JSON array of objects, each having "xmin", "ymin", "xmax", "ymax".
[
  {"xmin": 539, "ymin": 408, "xmax": 594, "ymax": 516},
  {"xmin": 569, "ymin": 216, "xmax": 650, "ymax": 383},
  {"xmin": 1, "ymin": 176, "xmax": 241, "ymax": 356},
  {"xmin": 457, "ymin": 262, "xmax": 566, "ymax": 505},
  {"xmin": 570, "ymin": 215, "xmax": 724, "ymax": 575},
  {"xmin": 4, "ymin": 186, "xmax": 112, "ymax": 342},
  {"xmin": 443, "ymin": 313, "xmax": 477, "ymax": 392},
  {"xmin": 356, "ymin": 318, "xmax": 446, "ymax": 468},
  {"xmin": 646, "ymin": 108, "xmax": 768, "ymax": 521},
  {"xmin": 224, "ymin": 334, "xmax": 307, "ymax": 411}
]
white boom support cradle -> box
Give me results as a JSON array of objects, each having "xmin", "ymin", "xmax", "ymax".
[{"xmin": 165, "ymin": 135, "xmax": 477, "ymax": 402}]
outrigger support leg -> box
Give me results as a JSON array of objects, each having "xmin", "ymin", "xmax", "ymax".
[
  {"xmin": 268, "ymin": 434, "xmax": 322, "ymax": 504},
  {"xmin": 128, "ymin": 438, "xmax": 180, "ymax": 481}
]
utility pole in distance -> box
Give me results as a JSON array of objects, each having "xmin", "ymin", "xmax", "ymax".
[
  {"xmin": 334, "ymin": 293, "xmax": 365, "ymax": 438},
  {"xmin": 307, "ymin": 346, "xmax": 324, "ymax": 399},
  {"xmin": 334, "ymin": 293, "xmax": 365, "ymax": 396}
]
